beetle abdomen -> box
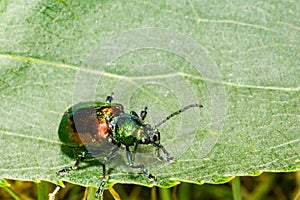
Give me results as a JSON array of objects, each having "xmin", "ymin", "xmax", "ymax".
[{"xmin": 58, "ymin": 102, "xmax": 124, "ymax": 146}]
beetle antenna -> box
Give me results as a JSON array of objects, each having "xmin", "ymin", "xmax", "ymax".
[{"xmin": 154, "ymin": 104, "xmax": 203, "ymax": 128}]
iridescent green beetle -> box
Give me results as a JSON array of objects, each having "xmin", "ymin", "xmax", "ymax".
[{"xmin": 57, "ymin": 93, "xmax": 203, "ymax": 197}]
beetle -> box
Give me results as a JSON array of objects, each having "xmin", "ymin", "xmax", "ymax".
[{"xmin": 57, "ymin": 93, "xmax": 203, "ymax": 197}]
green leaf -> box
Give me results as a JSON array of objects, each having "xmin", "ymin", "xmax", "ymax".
[{"xmin": 0, "ymin": 0, "xmax": 299, "ymax": 192}]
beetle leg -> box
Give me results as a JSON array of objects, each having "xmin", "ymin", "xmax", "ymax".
[
  {"xmin": 95, "ymin": 146, "xmax": 119, "ymax": 197},
  {"xmin": 106, "ymin": 92, "xmax": 114, "ymax": 103},
  {"xmin": 95, "ymin": 164, "xmax": 109, "ymax": 198},
  {"xmin": 130, "ymin": 163, "xmax": 156, "ymax": 180},
  {"xmin": 154, "ymin": 144, "xmax": 174, "ymax": 162},
  {"xmin": 126, "ymin": 146, "xmax": 156, "ymax": 180},
  {"xmin": 130, "ymin": 107, "xmax": 147, "ymax": 121},
  {"xmin": 133, "ymin": 143, "xmax": 138, "ymax": 153},
  {"xmin": 128, "ymin": 143, "xmax": 139, "ymax": 162},
  {"xmin": 57, "ymin": 151, "xmax": 86, "ymax": 176},
  {"xmin": 126, "ymin": 146, "xmax": 134, "ymax": 164},
  {"xmin": 140, "ymin": 107, "xmax": 148, "ymax": 121},
  {"xmin": 103, "ymin": 146, "xmax": 120, "ymax": 163}
]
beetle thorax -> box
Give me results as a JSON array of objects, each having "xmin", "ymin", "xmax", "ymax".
[{"xmin": 112, "ymin": 113, "xmax": 146, "ymax": 146}]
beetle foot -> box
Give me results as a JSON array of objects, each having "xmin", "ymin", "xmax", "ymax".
[
  {"xmin": 142, "ymin": 167, "xmax": 157, "ymax": 181},
  {"xmin": 95, "ymin": 174, "xmax": 109, "ymax": 198},
  {"xmin": 57, "ymin": 166, "xmax": 77, "ymax": 176},
  {"xmin": 166, "ymin": 156, "xmax": 175, "ymax": 163},
  {"xmin": 157, "ymin": 154, "xmax": 175, "ymax": 163},
  {"xmin": 148, "ymin": 173, "xmax": 157, "ymax": 181}
]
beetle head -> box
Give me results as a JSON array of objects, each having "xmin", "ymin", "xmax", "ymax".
[{"xmin": 141, "ymin": 124, "xmax": 161, "ymax": 145}]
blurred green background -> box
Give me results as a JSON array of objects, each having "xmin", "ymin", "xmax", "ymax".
[{"xmin": 1, "ymin": 172, "xmax": 300, "ymax": 200}]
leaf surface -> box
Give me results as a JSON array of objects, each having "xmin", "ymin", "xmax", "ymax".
[{"xmin": 0, "ymin": 0, "xmax": 299, "ymax": 189}]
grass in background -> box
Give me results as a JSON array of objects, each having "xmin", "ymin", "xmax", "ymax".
[{"xmin": 1, "ymin": 172, "xmax": 299, "ymax": 200}]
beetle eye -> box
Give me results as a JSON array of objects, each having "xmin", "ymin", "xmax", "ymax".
[{"xmin": 153, "ymin": 132, "xmax": 161, "ymax": 141}]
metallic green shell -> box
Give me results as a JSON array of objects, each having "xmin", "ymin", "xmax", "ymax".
[{"xmin": 113, "ymin": 113, "xmax": 145, "ymax": 146}]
